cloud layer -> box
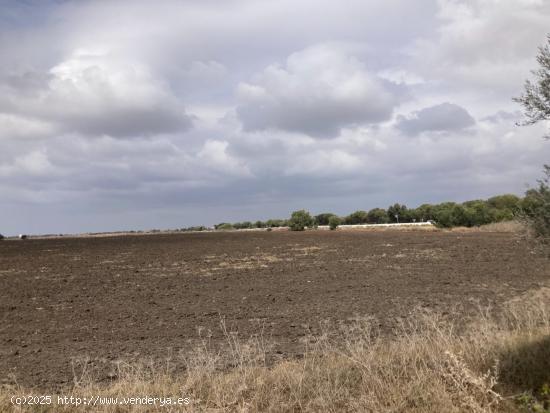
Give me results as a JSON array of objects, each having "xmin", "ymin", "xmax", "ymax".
[
  {"xmin": 396, "ymin": 103, "xmax": 475, "ymax": 136},
  {"xmin": 0, "ymin": 0, "xmax": 548, "ymax": 235},
  {"xmin": 237, "ymin": 45, "xmax": 405, "ymax": 137}
]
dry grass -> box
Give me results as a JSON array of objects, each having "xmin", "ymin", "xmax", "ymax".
[
  {"xmin": 450, "ymin": 221, "xmax": 527, "ymax": 233},
  {"xmin": 2, "ymin": 289, "xmax": 549, "ymax": 412}
]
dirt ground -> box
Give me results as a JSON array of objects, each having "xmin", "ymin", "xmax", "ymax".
[{"xmin": 0, "ymin": 230, "xmax": 548, "ymax": 389}]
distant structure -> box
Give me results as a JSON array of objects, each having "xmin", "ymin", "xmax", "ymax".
[{"xmin": 18, "ymin": 234, "xmax": 27, "ymax": 240}]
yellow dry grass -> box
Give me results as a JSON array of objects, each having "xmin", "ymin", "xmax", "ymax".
[
  {"xmin": 1, "ymin": 288, "xmax": 549, "ymax": 412},
  {"xmin": 449, "ymin": 221, "xmax": 527, "ymax": 233}
]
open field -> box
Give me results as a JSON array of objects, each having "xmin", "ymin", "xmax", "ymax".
[{"xmin": 0, "ymin": 229, "xmax": 548, "ymax": 393}]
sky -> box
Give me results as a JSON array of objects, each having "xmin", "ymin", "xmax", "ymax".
[{"xmin": 0, "ymin": 0, "xmax": 549, "ymax": 235}]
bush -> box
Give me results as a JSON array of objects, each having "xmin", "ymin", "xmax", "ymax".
[
  {"xmin": 215, "ymin": 223, "xmax": 234, "ymax": 230},
  {"xmin": 367, "ymin": 208, "xmax": 390, "ymax": 224},
  {"xmin": 523, "ymin": 166, "xmax": 550, "ymax": 243},
  {"xmin": 387, "ymin": 204, "xmax": 409, "ymax": 223},
  {"xmin": 314, "ymin": 213, "xmax": 336, "ymax": 226},
  {"xmin": 266, "ymin": 219, "xmax": 285, "ymax": 228},
  {"xmin": 328, "ymin": 215, "xmax": 341, "ymax": 230},
  {"xmin": 343, "ymin": 210, "xmax": 368, "ymax": 225},
  {"xmin": 233, "ymin": 221, "xmax": 253, "ymax": 229},
  {"xmin": 487, "ymin": 194, "xmax": 521, "ymax": 212},
  {"xmin": 289, "ymin": 210, "xmax": 314, "ymax": 231},
  {"xmin": 0, "ymin": 233, "xmax": 4, "ymax": 240}
]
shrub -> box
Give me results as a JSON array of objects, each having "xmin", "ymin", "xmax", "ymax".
[
  {"xmin": 266, "ymin": 219, "xmax": 285, "ymax": 228},
  {"xmin": 216, "ymin": 223, "xmax": 234, "ymax": 230},
  {"xmin": 328, "ymin": 215, "xmax": 341, "ymax": 230},
  {"xmin": 487, "ymin": 194, "xmax": 521, "ymax": 212},
  {"xmin": 343, "ymin": 210, "xmax": 368, "ymax": 225},
  {"xmin": 314, "ymin": 213, "xmax": 336, "ymax": 226},
  {"xmin": 367, "ymin": 208, "xmax": 390, "ymax": 224},
  {"xmin": 233, "ymin": 221, "xmax": 253, "ymax": 229},
  {"xmin": 522, "ymin": 166, "xmax": 550, "ymax": 243},
  {"xmin": 387, "ymin": 203, "xmax": 409, "ymax": 223},
  {"xmin": 289, "ymin": 210, "xmax": 314, "ymax": 231}
]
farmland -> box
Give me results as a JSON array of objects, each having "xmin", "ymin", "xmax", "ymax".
[{"xmin": 0, "ymin": 229, "xmax": 548, "ymax": 390}]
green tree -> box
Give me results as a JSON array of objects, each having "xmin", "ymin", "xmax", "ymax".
[
  {"xmin": 289, "ymin": 210, "xmax": 314, "ymax": 231},
  {"xmin": 513, "ymin": 35, "xmax": 550, "ymax": 137},
  {"xmin": 233, "ymin": 221, "xmax": 252, "ymax": 229},
  {"xmin": 266, "ymin": 219, "xmax": 285, "ymax": 228},
  {"xmin": 514, "ymin": 35, "xmax": 550, "ymax": 242},
  {"xmin": 487, "ymin": 194, "xmax": 521, "ymax": 213},
  {"xmin": 315, "ymin": 213, "xmax": 336, "ymax": 226},
  {"xmin": 415, "ymin": 204, "xmax": 435, "ymax": 222},
  {"xmin": 367, "ymin": 208, "xmax": 389, "ymax": 224},
  {"xmin": 522, "ymin": 168, "xmax": 550, "ymax": 242},
  {"xmin": 344, "ymin": 210, "xmax": 368, "ymax": 225},
  {"xmin": 215, "ymin": 223, "xmax": 234, "ymax": 230},
  {"xmin": 328, "ymin": 215, "xmax": 341, "ymax": 230},
  {"xmin": 387, "ymin": 204, "xmax": 408, "ymax": 223}
]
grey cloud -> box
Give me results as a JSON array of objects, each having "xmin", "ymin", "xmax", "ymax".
[
  {"xmin": 481, "ymin": 110, "xmax": 522, "ymax": 124},
  {"xmin": 0, "ymin": 53, "xmax": 193, "ymax": 138},
  {"xmin": 0, "ymin": 0, "xmax": 548, "ymax": 235},
  {"xmin": 236, "ymin": 44, "xmax": 406, "ymax": 138},
  {"xmin": 396, "ymin": 102, "xmax": 475, "ymax": 136}
]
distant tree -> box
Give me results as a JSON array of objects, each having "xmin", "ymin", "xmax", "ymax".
[
  {"xmin": 0, "ymin": 233, "xmax": 4, "ymax": 240},
  {"xmin": 328, "ymin": 215, "xmax": 341, "ymax": 230},
  {"xmin": 344, "ymin": 210, "xmax": 368, "ymax": 225},
  {"xmin": 513, "ymin": 35, "xmax": 550, "ymax": 137},
  {"xmin": 266, "ymin": 219, "xmax": 285, "ymax": 228},
  {"xmin": 233, "ymin": 221, "xmax": 253, "ymax": 229},
  {"xmin": 215, "ymin": 223, "xmax": 234, "ymax": 230},
  {"xmin": 184, "ymin": 226, "xmax": 206, "ymax": 231},
  {"xmin": 254, "ymin": 220, "xmax": 266, "ymax": 228},
  {"xmin": 387, "ymin": 204, "xmax": 408, "ymax": 223},
  {"xmin": 449, "ymin": 204, "xmax": 472, "ymax": 227},
  {"xmin": 415, "ymin": 204, "xmax": 435, "ymax": 222},
  {"xmin": 367, "ymin": 208, "xmax": 389, "ymax": 224},
  {"xmin": 315, "ymin": 213, "xmax": 336, "ymax": 226},
  {"xmin": 289, "ymin": 210, "xmax": 314, "ymax": 231},
  {"xmin": 487, "ymin": 194, "xmax": 521, "ymax": 213}
]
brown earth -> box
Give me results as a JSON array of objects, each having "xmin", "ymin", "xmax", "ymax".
[{"xmin": 0, "ymin": 230, "xmax": 548, "ymax": 389}]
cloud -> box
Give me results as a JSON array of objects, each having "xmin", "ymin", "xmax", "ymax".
[
  {"xmin": 0, "ymin": 0, "xmax": 549, "ymax": 235},
  {"xmin": 236, "ymin": 44, "xmax": 406, "ymax": 138},
  {"xmin": 0, "ymin": 49, "xmax": 192, "ymax": 138},
  {"xmin": 410, "ymin": 0, "xmax": 550, "ymax": 97},
  {"xmin": 396, "ymin": 102, "xmax": 475, "ymax": 136},
  {"xmin": 197, "ymin": 140, "xmax": 251, "ymax": 177},
  {"xmin": 0, "ymin": 113, "xmax": 57, "ymax": 140},
  {"xmin": 0, "ymin": 150, "xmax": 58, "ymax": 178},
  {"xmin": 481, "ymin": 110, "xmax": 522, "ymax": 124}
]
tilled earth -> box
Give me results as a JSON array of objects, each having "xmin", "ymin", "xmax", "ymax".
[{"xmin": 0, "ymin": 230, "xmax": 548, "ymax": 389}]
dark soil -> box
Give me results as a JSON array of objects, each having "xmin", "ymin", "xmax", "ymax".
[{"xmin": 0, "ymin": 230, "xmax": 548, "ymax": 389}]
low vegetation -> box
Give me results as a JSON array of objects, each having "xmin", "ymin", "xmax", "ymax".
[
  {"xmin": 208, "ymin": 192, "xmax": 533, "ymax": 232},
  {"xmin": 2, "ymin": 287, "xmax": 549, "ymax": 412},
  {"xmin": 522, "ymin": 167, "xmax": 550, "ymax": 245},
  {"xmin": 288, "ymin": 209, "xmax": 316, "ymax": 231}
]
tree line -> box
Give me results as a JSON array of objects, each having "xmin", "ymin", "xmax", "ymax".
[{"xmin": 201, "ymin": 192, "xmax": 544, "ymax": 232}]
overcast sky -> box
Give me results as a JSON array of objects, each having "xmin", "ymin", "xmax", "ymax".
[{"xmin": 1, "ymin": 0, "xmax": 549, "ymax": 235}]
